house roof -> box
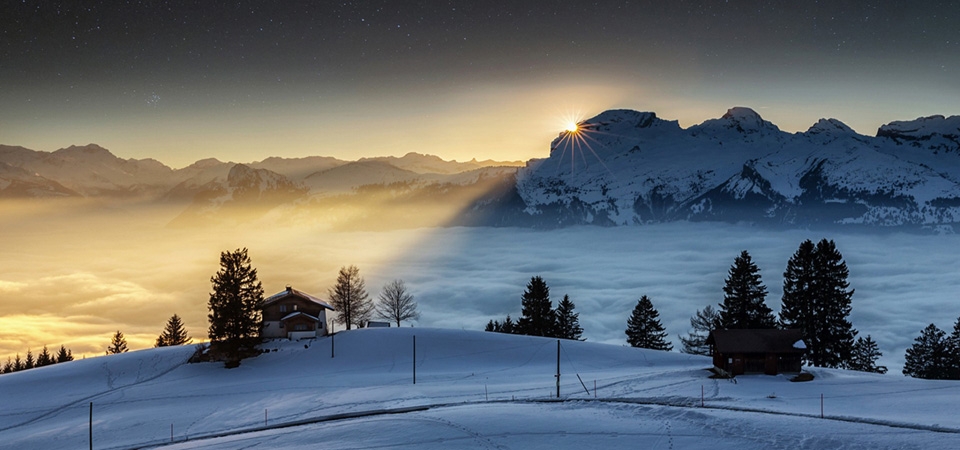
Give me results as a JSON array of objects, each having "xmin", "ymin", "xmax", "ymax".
[
  {"xmin": 264, "ymin": 286, "xmax": 334, "ymax": 310},
  {"xmin": 707, "ymin": 329, "xmax": 806, "ymax": 354},
  {"xmin": 280, "ymin": 311, "xmax": 321, "ymax": 322}
]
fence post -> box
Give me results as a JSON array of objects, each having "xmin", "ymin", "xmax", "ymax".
[
  {"xmin": 89, "ymin": 402, "xmax": 93, "ymax": 450},
  {"xmin": 413, "ymin": 335, "xmax": 416, "ymax": 385},
  {"xmin": 820, "ymin": 393, "xmax": 824, "ymax": 418}
]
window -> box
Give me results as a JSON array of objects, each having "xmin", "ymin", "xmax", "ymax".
[
  {"xmin": 294, "ymin": 324, "xmax": 308, "ymax": 331},
  {"xmin": 280, "ymin": 304, "xmax": 288, "ymax": 313}
]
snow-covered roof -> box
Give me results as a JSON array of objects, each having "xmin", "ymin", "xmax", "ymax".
[
  {"xmin": 264, "ymin": 286, "xmax": 334, "ymax": 310},
  {"xmin": 708, "ymin": 329, "xmax": 806, "ymax": 354}
]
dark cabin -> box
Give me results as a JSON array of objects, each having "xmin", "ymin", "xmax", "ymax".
[{"xmin": 707, "ymin": 329, "xmax": 806, "ymax": 376}]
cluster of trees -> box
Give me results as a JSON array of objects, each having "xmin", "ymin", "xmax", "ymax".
[
  {"xmin": 676, "ymin": 241, "xmax": 886, "ymax": 373},
  {"xmin": 205, "ymin": 249, "xmax": 419, "ymax": 367},
  {"xmin": 902, "ymin": 318, "xmax": 960, "ymax": 380},
  {"xmin": 2, "ymin": 345, "xmax": 74, "ymax": 374},
  {"xmin": 485, "ymin": 276, "xmax": 584, "ymax": 340},
  {"xmin": 324, "ymin": 265, "xmax": 420, "ymax": 330}
]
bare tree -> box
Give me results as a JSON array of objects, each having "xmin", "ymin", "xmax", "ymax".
[
  {"xmin": 376, "ymin": 279, "xmax": 419, "ymax": 327},
  {"xmin": 329, "ymin": 265, "xmax": 373, "ymax": 330}
]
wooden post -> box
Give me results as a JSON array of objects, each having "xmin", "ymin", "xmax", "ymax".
[
  {"xmin": 485, "ymin": 384, "xmax": 488, "ymax": 401},
  {"xmin": 89, "ymin": 402, "xmax": 93, "ymax": 450},
  {"xmin": 331, "ymin": 333, "xmax": 335, "ymax": 358},
  {"xmin": 820, "ymin": 393, "xmax": 824, "ymax": 418},
  {"xmin": 413, "ymin": 335, "xmax": 417, "ymax": 384},
  {"xmin": 265, "ymin": 409, "xmax": 268, "ymax": 426},
  {"xmin": 555, "ymin": 340, "xmax": 561, "ymax": 399},
  {"xmin": 171, "ymin": 423, "xmax": 174, "ymax": 442},
  {"xmin": 701, "ymin": 385, "xmax": 704, "ymax": 407},
  {"xmin": 594, "ymin": 380, "xmax": 597, "ymax": 398}
]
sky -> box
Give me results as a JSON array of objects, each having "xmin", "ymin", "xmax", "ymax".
[{"xmin": 1, "ymin": 1, "xmax": 958, "ymax": 168}]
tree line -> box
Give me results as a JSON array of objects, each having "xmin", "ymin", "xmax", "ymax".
[
  {"xmin": 485, "ymin": 276, "xmax": 584, "ymax": 340},
  {"xmin": 487, "ymin": 238, "xmax": 889, "ymax": 375},
  {"xmin": 2, "ymin": 344, "xmax": 74, "ymax": 374}
]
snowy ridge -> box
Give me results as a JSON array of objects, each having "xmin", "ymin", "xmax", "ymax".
[
  {"xmin": 2, "ymin": 328, "xmax": 960, "ymax": 449},
  {"xmin": 515, "ymin": 108, "xmax": 960, "ymax": 229}
]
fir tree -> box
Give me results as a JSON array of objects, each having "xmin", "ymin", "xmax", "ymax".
[
  {"xmin": 106, "ymin": 330, "xmax": 129, "ymax": 354},
  {"xmin": 36, "ymin": 346, "xmax": 53, "ymax": 367},
  {"xmin": 24, "ymin": 349, "xmax": 35, "ymax": 369},
  {"xmin": 903, "ymin": 324, "xmax": 954, "ymax": 379},
  {"xmin": 780, "ymin": 239, "xmax": 858, "ymax": 367},
  {"xmin": 156, "ymin": 314, "xmax": 192, "ymax": 347},
  {"xmin": 328, "ymin": 265, "xmax": 372, "ymax": 330},
  {"xmin": 846, "ymin": 335, "xmax": 887, "ymax": 374},
  {"xmin": 500, "ymin": 315, "xmax": 516, "ymax": 334},
  {"xmin": 554, "ymin": 295, "xmax": 584, "ymax": 340},
  {"xmin": 484, "ymin": 319, "xmax": 498, "ymax": 332},
  {"xmin": 679, "ymin": 305, "xmax": 720, "ymax": 355},
  {"xmin": 2, "ymin": 357, "xmax": 12, "ymax": 373},
  {"xmin": 516, "ymin": 276, "xmax": 555, "ymax": 337},
  {"xmin": 718, "ymin": 251, "xmax": 775, "ymax": 329},
  {"xmin": 56, "ymin": 345, "xmax": 73, "ymax": 363},
  {"xmin": 13, "ymin": 354, "xmax": 24, "ymax": 371},
  {"xmin": 625, "ymin": 295, "xmax": 673, "ymax": 351},
  {"xmin": 208, "ymin": 248, "xmax": 265, "ymax": 365},
  {"xmin": 945, "ymin": 316, "xmax": 960, "ymax": 380}
]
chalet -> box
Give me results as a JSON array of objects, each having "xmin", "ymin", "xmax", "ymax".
[
  {"xmin": 262, "ymin": 286, "xmax": 334, "ymax": 340},
  {"xmin": 707, "ymin": 329, "xmax": 806, "ymax": 376}
]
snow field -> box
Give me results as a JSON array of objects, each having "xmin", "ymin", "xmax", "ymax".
[{"xmin": 2, "ymin": 328, "xmax": 960, "ymax": 449}]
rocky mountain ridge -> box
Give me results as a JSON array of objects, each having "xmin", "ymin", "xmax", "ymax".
[{"xmin": 514, "ymin": 107, "xmax": 960, "ymax": 230}]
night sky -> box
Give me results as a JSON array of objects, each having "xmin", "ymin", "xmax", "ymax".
[{"xmin": 2, "ymin": 1, "xmax": 958, "ymax": 167}]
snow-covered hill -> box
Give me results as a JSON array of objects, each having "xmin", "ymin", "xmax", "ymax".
[
  {"xmin": 515, "ymin": 108, "xmax": 960, "ymax": 230},
  {"xmin": 2, "ymin": 328, "xmax": 958, "ymax": 449}
]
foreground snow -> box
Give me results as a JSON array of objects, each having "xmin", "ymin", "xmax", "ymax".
[{"xmin": 2, "ymin": 328, "xmax": 959, "ymax": 449}]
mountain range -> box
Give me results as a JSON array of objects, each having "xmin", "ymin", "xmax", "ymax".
[{"xmin": 3, "ymin": 107, "xmax": 959, "ymax": 231}]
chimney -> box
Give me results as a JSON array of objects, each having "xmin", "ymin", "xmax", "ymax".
[{"xmin": 286, "ymin": 285, "xmax": 292, "ymax": 293}]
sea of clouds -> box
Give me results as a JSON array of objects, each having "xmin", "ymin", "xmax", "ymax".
[{"xmin": 2, "ymin": 205, "xmax": 957, "ymax": 374}]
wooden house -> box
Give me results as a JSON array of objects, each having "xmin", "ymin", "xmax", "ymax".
[
  {"xmin": 262, "ymin": 286, "xmax": 334, "ymax": 340},
  {"xmin": 707, "ymin": 329, "xmax": 806, "ymax": 376}
]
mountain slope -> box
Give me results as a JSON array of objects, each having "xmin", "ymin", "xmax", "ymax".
[{"xmin": 513, "ymin": 108, "xmax": 960, "ymax": 230}]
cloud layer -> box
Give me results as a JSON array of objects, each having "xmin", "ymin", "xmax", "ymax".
[{"xmin": 2, "ymin": 209, "xmax": 957, "ymax": 374}]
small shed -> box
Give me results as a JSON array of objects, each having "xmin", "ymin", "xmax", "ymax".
[
  {"xmin": 262, "ymin": 286, "xmax": 335, "ymax": 339},
  {"xmin": 707, "ymin": 329, "xmax": 806, "ymax": 376}
]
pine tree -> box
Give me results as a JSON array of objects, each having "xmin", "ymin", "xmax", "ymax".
[
  {"xmin": 679, "ymin": 305, "xmax": 720, "ymax": 355},
  {"xmin": 947, "ymin": 317, "xmax": 960, "ymax": 380},
  {"xmin": 2, "ymin": 357, "xmax": 12, "ymax": 373},
  {"xmin": 24, "ymin": 349, "xmax": 35, "ymax": 369},
  {"xmin": 718, "ymin": 251, "xmax": 775, "ymax": 329},
  {"xmin": 779, "ymin": 239, "xmax": 817, "ymax": 346},
  {"xmin": 779, "ymin": 239, "xmax": 854, "ymax": 367},
  {"xmin": 846, "ymin": 335, "xmax": 887, "ymax": 374},
  {"xmin": 156, "ymin": 314, "xmax": 192, "ymax": 347},
  {"xmin": 208, "ymin": 248, "xmax": 264, "ymax": 365},
  {"xmin": 903, "ymin": 324, "xmax": 954, "ymax": 379},
  {"xmin": 328, "ymin": 265, "xmax": 373, "ymax": 330},
  {"xmin": 501, "ymin": 315, "xmax": 516, "ymax": 334},
  {"xmin": 375, "ymin": 279, "xmax": 419, "ymax": 327},
  {"xmin": 13, "ymin": 354, "xmax": 24, "ymax": 371},
  {"xmin": 625, "ymin": 295, "xmax": 673, "ymax": 351},
  {"xmin": 56, "ymin": 345, "xmax": 73, "ymax": 363},
  {"xmin": 516, "ymin": 276, "xmax": 555, "ymax": 337},
  {"xmin": 809, "ymin": 239, "xmax": 857, "ymax": 367},
  {"xmin": 554, "ymin": 295, "xmax": 584, "ymax": 340},
  {"xmin": 484, "ymin": 319, "xmax": 498, "ymax": 332},
  {"xmin": 106, "ymin": 330, "xmax": 129, "ymax": 354},
  {"xmin": 36, "ymin": 346, "xmax": 53, "ymax": 367}
]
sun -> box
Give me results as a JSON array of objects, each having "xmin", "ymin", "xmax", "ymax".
[{"xmin": 565, "ymin": 122, "xmax": 580, "ymax": 133}]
